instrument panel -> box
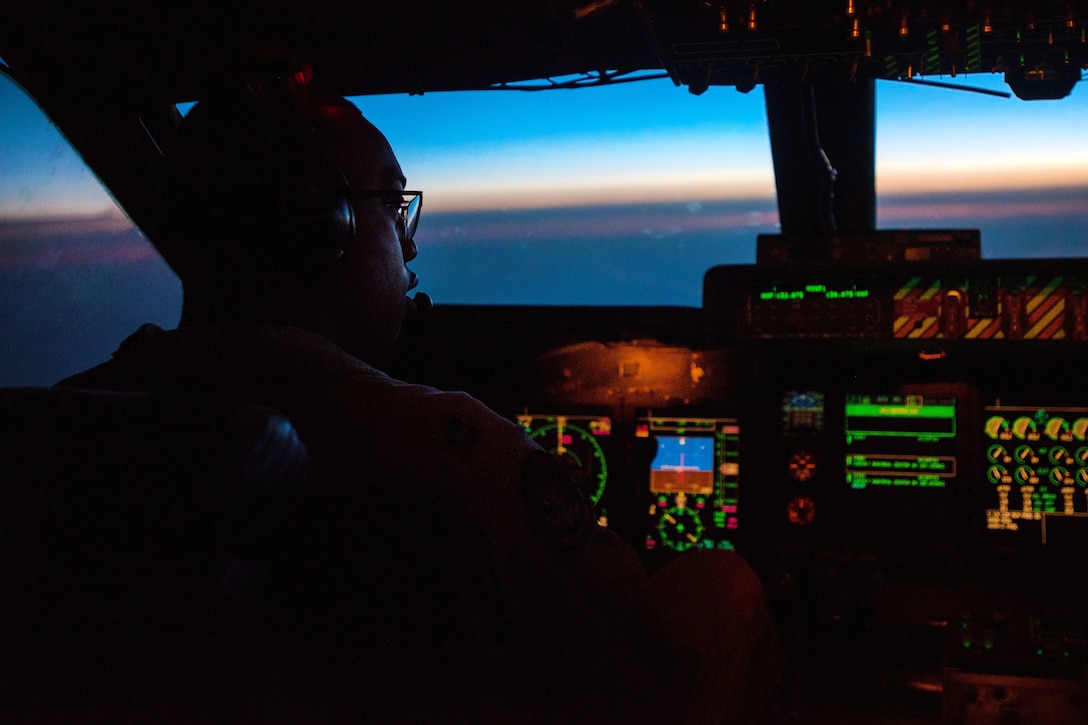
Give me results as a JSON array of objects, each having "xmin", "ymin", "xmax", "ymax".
[
  {"xmin": 404, "ymin": 255, "xmax": 1088, "ymax": 576},
  {"xmin": 397, "ymin": 253, "xmax": 1088, "ymax": 721},
  {"xmin": 501, "ymin": 373, "xmax": 1083, "ymax": 578}
]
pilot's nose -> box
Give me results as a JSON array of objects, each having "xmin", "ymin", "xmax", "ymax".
[{"xmin": 401, "ymin": 234, "xmax": 418, "ymax": 263}]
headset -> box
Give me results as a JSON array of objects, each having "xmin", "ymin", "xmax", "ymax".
[{"xmin": 159, "ymin": 62, "xmax": 356, "ymax": 284}]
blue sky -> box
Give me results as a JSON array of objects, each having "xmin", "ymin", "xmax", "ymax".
[
  {"xmin": 3, "ymin": 67, "xmax": 1088, "ymax": 384},
  {"xmin": 361, "ymin": 72, "xmax": 1088, "ymax": 209},
  {"xmin": 3, "ymin": 69, "xmax": 1088, "ymax": 217},
  {"xmin": 0, "ymin": 73, "xmax": 123, "ymax": 217}
]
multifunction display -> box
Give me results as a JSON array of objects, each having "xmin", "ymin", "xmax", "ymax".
[
  {"xmin": 983, "ymin": 405, "xmax": 1088, "ymax": 538},
  {"xmin": 640, "ymin": 415, "xmax": 740, "ymax": 553},
  {"xmin": 844, "ymin": 393, "xmax": 957, "ymax": 490}
]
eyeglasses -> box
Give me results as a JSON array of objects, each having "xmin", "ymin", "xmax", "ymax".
[{"xmin": 349, "ymin": 189, "xmax": 423, "ymax": 240}]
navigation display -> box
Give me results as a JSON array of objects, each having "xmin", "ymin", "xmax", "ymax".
[{"xmin": 640, "ymin": 415, "xmax": 740, "ymax": 553}]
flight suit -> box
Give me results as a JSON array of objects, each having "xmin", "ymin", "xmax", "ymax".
[{"xmin": 61, "ymin": 322, "xmax": 778, "ymax": 723}]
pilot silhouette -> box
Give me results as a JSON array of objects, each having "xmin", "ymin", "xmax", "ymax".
[{"xmin": 59, "ymin": 63, "xmax": 779, "ymax": 723}]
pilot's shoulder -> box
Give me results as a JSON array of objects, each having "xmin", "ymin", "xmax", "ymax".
[{"xmin": 371, "ymin": 374, "xmax": 542, "ymax": 463}]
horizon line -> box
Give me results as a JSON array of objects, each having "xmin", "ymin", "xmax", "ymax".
[{"xmin": 2, "ymin": 182, "xmax": 1088, "ymax": 223}]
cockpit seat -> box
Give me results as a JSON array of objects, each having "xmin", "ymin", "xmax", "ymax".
[
  {"xmin": 0, "ymin": 386, "xmax": 312, "ymax": 719},
  {"xmin": 0, "ymin": 386, "xmax": 537, "ymax": 722},
  {"xmin": 0, "ymin": 386, "xmax": 675, "ymax": 722}
]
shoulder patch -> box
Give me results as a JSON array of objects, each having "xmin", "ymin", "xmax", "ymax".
[
  {"xmin": 443, "ymin": 415, "xmax": 481, "ymax": 455},
  {"xmin": 520, "ymin": 450, "xmax": 594, "ymax": 550}
]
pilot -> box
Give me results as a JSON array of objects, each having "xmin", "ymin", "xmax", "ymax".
[{"xmin": 59, "ymin": 66, "xmax": 778, "ymax": 723}]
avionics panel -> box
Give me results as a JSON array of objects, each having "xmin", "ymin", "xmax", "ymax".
[
  {"xmin": 640, "ymin": 415, "xmax": 740, "ymax": 553},
  {"xmin": 844, "ymin": 393, "xmax": 958, "ymax": 490},
  {"xmin": 982, "ymin": 405, "xmax": 1088, "ymax": 543},
  {"xmin": 778, "ymin": 391, "xmax": 826, "ymax": 528},
  {"xmin": 518, "ymin": 413, "xmax": 612, "ymax": 522},
  {"xmin": 703, "ymin": 259, "xmax": 1088, "ymax": 341}
]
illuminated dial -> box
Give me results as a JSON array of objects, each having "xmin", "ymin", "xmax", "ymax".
[
  {"xmin": 986, "ymin": 444, "xmax": 1008, "ymax": 463},
  {"xmin": 1014, "ymin": 445, "xmax": 1037, "ymax": 464},
  {"xmin": 1046, "ymin": 417, "xmax": 1069, "ymax": 440},
  {"xmin": 987, "ymin": 464, "xmax": 1008, "ymax": 484},
  {"xmin": 1015, "ymin": 466, "xmax": 1035, "ymax": 485},
  {"xmin": 787, "ymin": 451, "xmax": 817, "ymax": 482},
  {"xmin": 1049, "ymin": 446, "xmax": 1071, "ymax": 465},
  {"xmin": 528, "ymin": 419, "xmax": 609, "ymax": 503},
  {"xmin": 786, "ymin": 496, "xmax": 816, "ymax": 526},
  {"xmin": 984, "ymin": 416, "xmax": 1007, "ymax": 439},
  {"xmin": 1012, "ymin": 417, "xmax": 1038, "ymax": 440},
  {"xmin": 1050, "ymin": 467, "xmax": 1071, "ymax": 485},
  {"xmin": 655, "ymin": 493, "xmax": 704, "ymax": 552}
]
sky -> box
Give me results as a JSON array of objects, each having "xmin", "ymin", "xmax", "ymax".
[
  {"xmin": 3, "ymin": 68, "xmax": 1088, "ymax": 217},
  {"xmin": 3, "ymin": 67, "xmax": 1088, "ymax": 385},
  {"xmin": 359, "ymin": 73, "xmax": 1088, "ymax": 210}
]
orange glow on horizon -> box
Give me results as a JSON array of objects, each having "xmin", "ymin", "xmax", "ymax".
[
  {"xmin": 4, "ymin": 179, "xmax": 1088, "ymax": 230},
  {"xmin": 425, "ymin": 177, "xmax": 775, "ymax": 212},
  {"xmin": 876, "ymin": 166, "xmax": 1088, "ymax": 197},
  {"xmin": 425, "ymin": 170, "xmax": 1088, "ymax": 213},
  {"xmin": 0, "ymin": 208, "xmax": 132, "ymax": 237}
]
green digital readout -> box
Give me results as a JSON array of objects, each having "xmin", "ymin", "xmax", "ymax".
[
  {"xmin": 845, "ymin": 394, "xmax": 956, "ymax": 442},
  {"xmin": 758, "ymin": 283, "xmax": 871, "ymax": 301},
  {"xmin": 844, "ymin": 393, "xmax": 958, "ymax": 490},
  {"xmin": 845, "ymin": 454, "xmax": 956, "ymax": 489}
]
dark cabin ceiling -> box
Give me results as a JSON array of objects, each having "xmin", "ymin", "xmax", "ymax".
[{"xmin": 2, "ymin": 1, "xmax": 1085, "ymax": 103}]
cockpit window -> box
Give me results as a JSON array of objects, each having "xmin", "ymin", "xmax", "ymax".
[
  {"xmin": 358, "ymin": 74, "xmax": 1088, "ymax": 304},
  {"xmin": 356, "ymin": 81, "xmax": 775, "ymax": 306},
  {"xmin": 2, "ymin": 70, "xmax": 1088, "ymax": 385},
  {"xmin": 875, "ymin": 73, "xmax": 1088, "ymax": 260},
  {"xmin": 0, "ymin": 72, "xmax": 180, "ymax": 386}
]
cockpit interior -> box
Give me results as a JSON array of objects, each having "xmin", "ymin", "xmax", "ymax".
[{"xmin": 3, "ymin": 2, "xmax": 1088, "ymax": 723}]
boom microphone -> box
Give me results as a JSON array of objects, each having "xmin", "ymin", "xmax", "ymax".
[{"xmin": 411, "ymin": 291, "xmax": 433, "ymax": 320}]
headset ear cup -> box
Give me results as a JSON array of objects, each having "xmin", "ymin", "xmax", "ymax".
[
  {"xmin": 156, "ymin": 74, "xmax": 360, "ymax": 286},
  {"xmin": 279, "ymin": 236, "xmax": 350, "ymax": 284},
  {"xmin": 267, "ymin": 162, "xmax": 355, "ymax": 283}
]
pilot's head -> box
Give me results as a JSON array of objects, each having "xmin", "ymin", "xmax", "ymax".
[{"xmin": 154, "ymin": 70, "xmax": 421, "ymax": 361}]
